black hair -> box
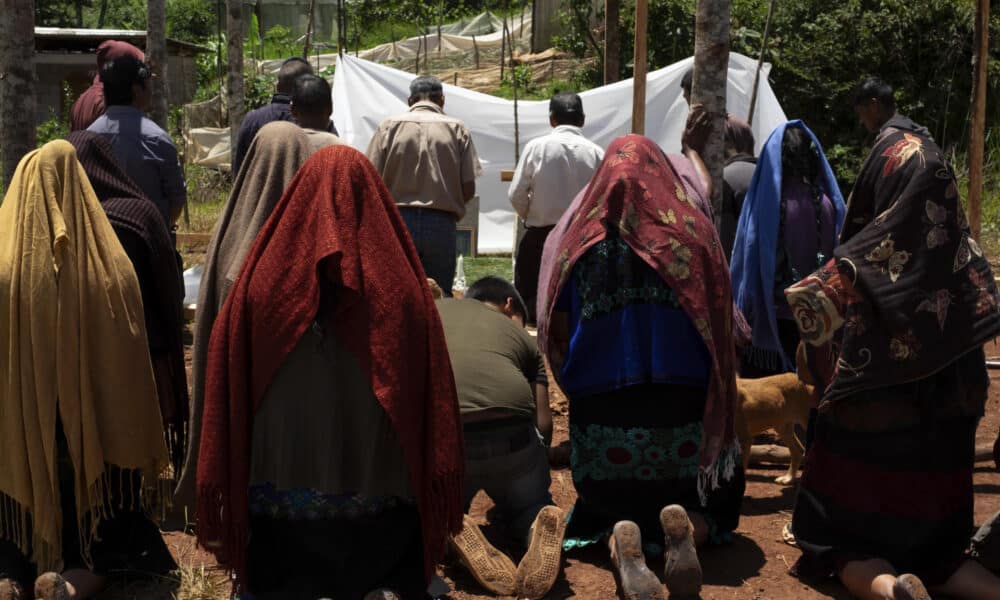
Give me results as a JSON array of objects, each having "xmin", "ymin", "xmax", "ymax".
[
  {"xmin": 781, "ymin": 127, "xmax": 821, "ymax": 182},
  {"xmin": 99, "ymin": 55, "xmax": 151, "ymax": 106},
  {"xmin": 409, "ymin": 75, "xmax": 444, "ymax": 100},
  {"xmin": 278, "ymin": 57, "xmax": 313, "ymax": 94},
  {"xmin": 292, "ymin": 74, "xmax": 332, "ymax": 116},
  {"xmin": 465, "ymin": 276, "xmax": 528, "ymax": 322},
  {"xmin": 680, "ymin": 68, "xmax": 693, "ymax": 94},
  {"xmin": 549, "ymin": 92, "xmax": 585, "ymax": 126},
  {"xmin": 851, "ymin": 77, "xmax": 895, "ymax": 110}
]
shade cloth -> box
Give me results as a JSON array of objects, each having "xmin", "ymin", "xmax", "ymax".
[{"xmin": 331, "ymin": 52, "xmax": 787, "ymax": 252}]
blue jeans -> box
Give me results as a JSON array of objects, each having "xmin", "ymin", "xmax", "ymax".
[
  {"xmin": 462, "ymin": 421, "xmax": 553, "ymax": 545},
  {"xmin": 398, "ymin": 207, "xmax": 457, "ymax": 296}
]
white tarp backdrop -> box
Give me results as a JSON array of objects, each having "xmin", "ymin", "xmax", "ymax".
[{"xmin": 332, "ymin": 52, "xmax": 787, "ymax": 253}]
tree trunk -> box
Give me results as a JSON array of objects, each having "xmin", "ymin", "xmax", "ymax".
[
  {"xmin": 0, "ymin": 0, "xmax": 37, "ymax": 191},
  {"xmin": 97, "ymin": 0, "xmax": 108, "ymax": 28},
  {"xmin": 75, "ymin": 0, "xmax": 84, "ymax": 27},
  {"xmin": 303, "ymin": 0, "xmax": 317, "ymax": 59},
  {"xmin": 692, "ymin": 0, "xmax": 731, "ymax": 221},
  {"xmin": 227, "ymin": 0, "xmax": 244, "ymax": 152},
  {"xmin": 147, "ymin": 0, "xmax": 169, "ymax": 128},
  {"xmin": 604, "ymin": 0, "xmax": 620, "ymax": 84},
  {"xmin": 631, "ymin": 0, "xmax": 647, "ymax": 134},
  {"xmin": 967, "ymin": 0, "xmax": 989, "ymax": 240}
]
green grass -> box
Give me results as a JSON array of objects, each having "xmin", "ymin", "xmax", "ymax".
[{"xmin": 461, "ymin": 255, "xmax": 514, "ymax": 285}]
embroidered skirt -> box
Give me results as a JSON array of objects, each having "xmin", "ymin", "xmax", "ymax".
[
  {"xmin": 243, "ymin": 487, "xmax": 424, "ymax": 599},
  {"xmin": 791, "ymin": 348, "xmax": 988, "ymax": 585},
  {"xmin": 563, "ymin": 383, "xmax": 745, "ymax": 555}
]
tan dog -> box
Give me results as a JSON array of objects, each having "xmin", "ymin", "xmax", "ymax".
[{"xmin": 735, "ymin": 353, "xmax": 815, "ymax": 485}]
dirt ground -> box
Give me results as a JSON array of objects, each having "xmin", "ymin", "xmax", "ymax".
[
  {"xmin": 437, "ymin": 365, "xmax": 1000, "ymax": 600},
  {"xmin": 103, "ymin": 344, "xmax": 1000, "ymax": 600}
]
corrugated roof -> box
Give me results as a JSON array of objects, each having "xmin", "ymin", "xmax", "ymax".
[{"xmin": 35, "ymin": 27, "xmax": 211, "ymax": 54}]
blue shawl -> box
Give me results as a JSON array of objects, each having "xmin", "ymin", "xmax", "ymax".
[{"xmin": 730, "ymin": 120, "xmax": 846, "ymax": 372}]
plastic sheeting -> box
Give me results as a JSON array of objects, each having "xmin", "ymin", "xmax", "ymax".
[
  {"xmin": 185, "ymin": 126, "xmax": 232, "ymax": 171},
  {"xmin": 332, "ymin": 52, "xmax": 788, "ymax": 253},
  {"xmin": 259, "ymin": 8, "xmax": 531, "ymax": 74}
]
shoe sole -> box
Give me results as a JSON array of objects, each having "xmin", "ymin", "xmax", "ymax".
[
  {"xmin": 893, "ymin": 574, "xmax": 930, "ymax": 600},
  {"xmin": 450, "ymin": 515, "xmax": 517, "ymax": 596},
  {"xmin": 515, "ymin": 505, "xmax": 567, "ymax": 599},
  {"xmin": 611, "ymin": 521, "xmax": 665, "ymax": 600},
  {"xmin": 660, "ymin": 505, "xmax": 702, "ymax": 599},
  {"xmin": 0, "ymin": 578, "xmax": 23, "ymax": 600}
]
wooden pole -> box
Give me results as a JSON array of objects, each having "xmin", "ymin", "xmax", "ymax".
[
  {"xmin": 530, "ymin": 0, "xmax": 537, "ymax": 53},
  {"xmin": 473, "ymin": 35, "xmax": 479, "ymax": 69},
  {"xmin": 337, "ymin": 0, "xmax": 343, "ymax": 56},
  {"xmin": 226, "ymin": 0, "xmax": 244, "ymax": 157},
  {"xmin": 147, "ymin": 0, "xmax": 169, "ymax": 128},
  {"xmin": 747, "ymin": 0, "xmax": 775, "ymax": 126},
  {"xmin": 692, "ymin": 0, "xmax": 732, "ymax": 220},
  {"xmin": 414, "ymin": 34, "xmax": 421, "ymax": 74},
  {"xmin": 968, "ymin": 0, "xmax": 989, "ymax": 240},
  {"xmin": 437, "ymin": 0, "xmax": 443, "ymax": 56},
  {"xmin": 604, "ymin": 0, "xmax": 620, "ymax": 84},
  {"xmin": 631, "ymin": 0, "xmax": 648, "ymax": 134},
  {"xmin": 303, "ymin": 0, "xmax": 317, "ymax": 60},
  {"xmin": 216, "ymin": 0, "xmax": 223, "ymax": 125},
  {"xmin": 501, "ymin": 11, "xmax": 508, "ymax": 81}
]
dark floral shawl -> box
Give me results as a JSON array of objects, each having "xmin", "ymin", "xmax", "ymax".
[
  {"xmin": 786, "ymin": 115, "xmax": 1000, "ymax": 406},
  {"xmin": 539, "ymin": 134, "xmax": 740, "ymax": 497}
]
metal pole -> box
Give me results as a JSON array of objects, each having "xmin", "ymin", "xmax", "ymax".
[{"xmin": 747, "ymin": 0, "xmax": 776, "ymax": 126}]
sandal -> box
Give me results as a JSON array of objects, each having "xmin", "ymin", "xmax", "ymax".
[
  {"xmin": 660, "ymin": 505, "xmax": 702, "ymax": 599},
  {"xmin": 449, "ymin": 514, "xmax": 517, "ymax": 595},
  {"xmin": 33, "ymin": 573, "xmax": 68, "ymax": 600},
  {"xmin": 362, "ymin": 589, "xmax": 401, "ymax": 600},
  {"xmin": 515, "ymin": 505, "xmax": 566, "ymax": 599},
  {"xmin": 0, "ymin": 579, "xmax": 23, "ymax": 600},
  {"xmin": 610, "ymin": 521, "xmax": 664, "ymax": 600},
  {"xmin": 893, "ymin": 573, "xmax": 930, "ymax": 600},
  {"xmin": 971, "ymin": 510, "xmax": 1000, "ymax": 573}
]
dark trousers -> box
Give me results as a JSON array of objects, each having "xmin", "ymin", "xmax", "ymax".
[
  {"xmin": 398, "ymin": 207, "xmax": 458, "ymax": 296},
  {"xmin": 514, "ymin": 225, "xmax": 554, "ymax": 325}
]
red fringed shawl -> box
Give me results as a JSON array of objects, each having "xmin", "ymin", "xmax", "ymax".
[
  {"xmin": 196, "ymin": 145, "xmax": 464, "ymax": 584},
  {"xmin": 539, "ymin": 134, "xmax": 740, "ymax": 496}
]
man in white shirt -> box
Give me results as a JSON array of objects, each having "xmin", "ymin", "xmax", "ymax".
[{"xmin": 508, "ymin": 93, "xmax": 604, "ymax": 324}]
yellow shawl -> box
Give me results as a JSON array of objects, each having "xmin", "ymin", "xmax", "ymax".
[{"xmin": 0, "ymin": 140, "xmax": 168, "ymax": 570}]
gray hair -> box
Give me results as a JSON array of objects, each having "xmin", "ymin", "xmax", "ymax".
[{"xmin": 409, "ymin": 75, "xmax": 444, "ymax": 101}]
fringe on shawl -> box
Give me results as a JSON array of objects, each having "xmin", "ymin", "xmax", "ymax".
[
  {"xmin": 0, "ymin": 464, "xmax": 162, "ymax": 573},
  {"xmin": 696, "ymin": 440, "xmax": 742, "ymax": 506},
  {"xmin": 164, "ymin": 421, "xmax": 188, "ymax": 483},
  {"xmin": 420, "ymin": 470, "xmax": 465, "ymax": 581}
]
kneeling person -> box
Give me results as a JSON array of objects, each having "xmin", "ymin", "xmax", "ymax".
[{"xmin": 436, "ymin": 277, "xmax": 565, "ymax": 599}]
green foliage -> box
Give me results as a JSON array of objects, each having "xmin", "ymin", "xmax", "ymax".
[
  {"xmin": 36, "ymin": 82, "xmax": 73, "ymax": 147},
  {"xmin": 244, "ymin": 69, "xmax": 278, "ymax": 111},
  {"xmin": 166, "ymin": 0, "xmax": 216, "ymax": 41},
  {"xmin": 554, "ymin": 0, "xmax": 999, "ymax": 195}
]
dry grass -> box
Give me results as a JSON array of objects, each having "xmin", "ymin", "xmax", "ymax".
[{"xmin": 171, "ymin": 565, "xmax": 230, "ymax": 600}]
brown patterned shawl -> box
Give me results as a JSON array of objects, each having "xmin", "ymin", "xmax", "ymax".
[
  {"xmin": 66, "ymin": 131, "xmax": 187, "ymax": 471},
  {"xmin": 538, "ymin": 134, "xmax": 741, "ymax": 497},
  {"xmin": 786, "ymin": 115, "xmax": 1000, "ymax": 406}
]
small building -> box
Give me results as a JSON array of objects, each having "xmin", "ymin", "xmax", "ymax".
[{"xmin": 34, "ymin": 27, "xmax": 211, "ymax": 126}]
